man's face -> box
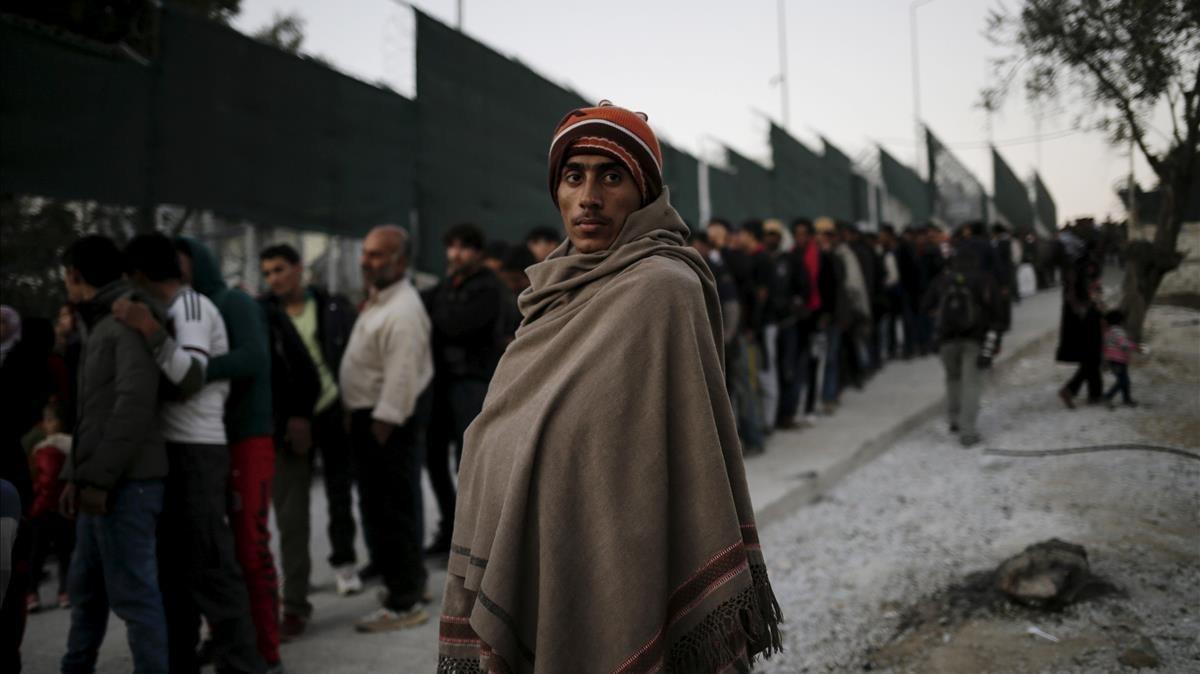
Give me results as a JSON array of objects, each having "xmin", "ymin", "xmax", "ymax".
[
  {"xmin": 261, "ymin": 256, "xmax": 303, "ymax": 299},
  {"xmin": 361, "ymin": 230, "xmax": 406, "ymax": 290},
  {"xmin": 177, "ymin": 251, "xmax": 193, "ymax": 285},
  {"xmin": 527, "ymin": 238, "xmax": 559, "ymax": 263},
  {"xmin": 793, "ymin": 226, "xmax": 811, "ymax": 249},
  {"xmin": 446, "ymin": 241, "xmax": 482, "ymax": 277},
  {"xmin": 556, "ymin": 154, "xmax": 642, "ymax": 255},
  {"xmin": 817, "ymin": 231, "xmax": 836, "ymax": 251},
  {"xmin": 706, "ymin": 223, "xmax": 729, "ymax": 249},
  {"xmin": 764, "ymin": 231, "xmax": 782, "ymax": 252}
]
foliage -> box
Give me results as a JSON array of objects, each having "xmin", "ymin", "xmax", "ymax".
[
  {"xmin": 253, "ymin": 11, "xmax": 305, "ymax": 53},
  {"xmin": 984, "ymin": 0, "xmax": 1200, "ymax": 338}
]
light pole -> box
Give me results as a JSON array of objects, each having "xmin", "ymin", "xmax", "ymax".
[
  {"xmin": 777, "ymin": 0, "xmax": 790, "ymax": 129},
  {"xmin": 910, "ymin": 0, "xmax": 938, "ymax": 173}
]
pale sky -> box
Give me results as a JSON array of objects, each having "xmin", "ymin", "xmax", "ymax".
[{"xmin": 232, "ymin": 0, "xmax": 1170, "ymax": 224}]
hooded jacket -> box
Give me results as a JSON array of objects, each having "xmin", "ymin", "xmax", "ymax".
[
  {"xmin": 177, "ymin": 237, "xmax": 272, "ymax": 441},
  {"xmin": 71, "ymin": 280, "xmax": 167, "ymax": 489}
]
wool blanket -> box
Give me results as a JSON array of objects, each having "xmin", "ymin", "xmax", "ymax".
[{"xmin": 438, "ymin": 190, "xmax": 782, "ymax": 673}]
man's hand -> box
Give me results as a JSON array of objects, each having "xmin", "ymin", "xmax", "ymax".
[
  {"xmin": 112, "ymin": 298, "xmax": 162, "ymax": 341},
  {"xmin": 59, "ymin": 483, "xmax": 77, "ymax": 519},
  {"xmin": 79, "ymin": 486, "xmax": 109, "ymax": 515},
  {"xmin": 371, "ymin": 420, "xmax": 394, "ymax": 446},
  {"xmin": 286, "ymin": 417, "xmax": 313, "ymax": 455}
]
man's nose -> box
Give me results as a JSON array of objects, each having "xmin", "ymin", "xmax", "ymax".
[{"xmin": 580, "ymin": 177, "xmax": 603, "ymax": 208}]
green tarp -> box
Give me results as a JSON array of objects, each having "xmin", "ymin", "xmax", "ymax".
[
  {"xmin": 1033, "ymin": 172, "xmax": 1057, "ymax": 231},
  {"xmin": 821, "ymin": 138, "xmax": 854, "ymax": 221},
  {"xmin": 661, "ymin": 142, "xmax": 701, "ymax": 228},
  {"xmin": 926, "ymin": 127, "xmax": 985, "ymax": 225},
  {"xmin": 0, "ymin": 19, "xmax": 150, "ymax": 206},
  {"xmin": 992, "ymin": 147, "xmax": 1033, "ymax": 233},
  {"xmin": 708, "ymin": 148, "xmax": 771, "ymax": 225},
  {"xmin": 769, "ymin": 124, "xmax": 824, "ymax": 220},
  {"xmin": 879, "ymin": 147, "xmax": 929, "ymax": 225},
  {"xmin": 415, "ymin": 10, "xmax": 587, "ymax": 269},
  {"xmin": 0, "ymin": 9, "xmax": 417, "ymax": 235}
]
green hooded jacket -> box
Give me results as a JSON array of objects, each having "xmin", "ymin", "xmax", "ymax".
[{"xmin": 177, "ymin": 237, "xmax": 272, "ymax": 441}]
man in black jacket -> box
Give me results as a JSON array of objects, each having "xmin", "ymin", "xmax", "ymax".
[
  {"xmin": 422, "ymin": 224, "xmax": 507, "ymax": 554},
  {"xmin": 258, "ymin": 244, "xmax": 363, "ymax": 639}
]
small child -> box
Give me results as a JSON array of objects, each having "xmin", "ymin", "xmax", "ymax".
[
  {"xmin": 1102, "ymin": 310, "xmax": 1140, "ymax": 408},
  {"xmin": 26, "ymin": 398, "xmax": 74, "ymax": 612}
]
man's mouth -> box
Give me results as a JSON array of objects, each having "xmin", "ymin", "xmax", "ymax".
[{"xmin": 573, "ymin": 217, "xmax": 609, "ymax": 234}]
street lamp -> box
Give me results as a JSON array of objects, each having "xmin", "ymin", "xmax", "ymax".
[{"xmin": 910, "ymin": 0, "xmax": 939, "ymax": 173}]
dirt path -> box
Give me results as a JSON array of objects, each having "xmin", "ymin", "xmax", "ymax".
[{"xmin": 757, "ymin": 305, "xmax": 1200, "ymax": 673}]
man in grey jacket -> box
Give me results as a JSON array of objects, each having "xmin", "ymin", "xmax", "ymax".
[{"xmin": 59, "ymin": 235, "xmax": 169, "ymax": 674}]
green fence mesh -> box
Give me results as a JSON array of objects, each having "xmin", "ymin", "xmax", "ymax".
[
  {"xmin": 0, "ymin": 18, "xmax": 150, "ymax": 206},
  {"xmin": 820, "ymin": 138, "xmax": 854, "ymax": 221},
  {"xmin": 879, "ymin": 147, "xmax": 929, "ymax": 225},
  {"xmin": 414, "ymin": 10, "xmax": 587, "ymax": 270},
  {"xmin": 926, "ymin": 127, "xmax": 985, "ymax": 225},
  {"xmin": 0, "ymin": 9, "xmax": 417, "ymax": 236},
  {"xmin": 708, "ymin": 148, "xmax": 772, "ymax": 225},
  {"xmin": 661, "ymin": 142, "xmax": 701, "ymax": 228},
  {"xmin": 769, "ymin": 123, "xmax": 823, "ymax": 219},
  {"xmin": 992, "ymin": 147, "xmax": 1033, "ymax": 233},
  {"xmin": 1033, "ymin": 172, "xmax": 1057, "ymax": 231}
]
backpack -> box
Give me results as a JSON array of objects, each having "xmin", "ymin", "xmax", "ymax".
[{"xmin": 938, "ymin": 273, "xmax": 978, "ymax": 338}]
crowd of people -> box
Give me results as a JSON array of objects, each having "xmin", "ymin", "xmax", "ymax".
[
  {"xmin": 0, "ymin": 197, "xmax": 1134, "ymax": 674},
  {"xmin": 690, "ymin": 216, "xmax": 1021, "ymax": 450}
]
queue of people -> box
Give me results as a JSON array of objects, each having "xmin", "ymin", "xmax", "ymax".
[
  {"xmin": 691, "ymin": 216, "xmax": 1018, "ymax": 451},
  {"xmin": 0, "ymin": 213, "xmax": 561, "ymax": 672}
]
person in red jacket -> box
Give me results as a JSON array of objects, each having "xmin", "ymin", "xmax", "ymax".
[{"xmin": 26, "ymin": 398, "xmax": 74, "ymax": 612}]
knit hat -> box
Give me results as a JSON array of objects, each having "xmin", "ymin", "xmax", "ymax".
[{"xmin": 548, "ymin": 100, "xmax": 664, "ymax": 206}]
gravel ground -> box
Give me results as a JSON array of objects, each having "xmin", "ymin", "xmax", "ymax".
[{"xmin": 757, "ymin": 305, "xmax": 1200, "ymax": 674}]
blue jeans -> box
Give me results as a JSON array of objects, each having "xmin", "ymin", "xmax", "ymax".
[
  {"xmin": 821, "ymin": 324, "xmax": 842, "ymax": 404},
  {"xmin": 63, "ymin": 480, "xmax": 167, "ymax": 674}
]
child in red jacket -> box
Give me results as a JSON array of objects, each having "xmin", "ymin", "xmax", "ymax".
[{"xmin": 26, "ymin": 399, "xmax": 74, "ymax": 612}]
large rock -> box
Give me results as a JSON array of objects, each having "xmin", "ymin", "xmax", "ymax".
[{"xmin": 994, "ymin": 538, "xmax": 1091, "ymax": 608}]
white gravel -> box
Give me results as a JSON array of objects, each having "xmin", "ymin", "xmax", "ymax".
[{"xmin": 756, "ymin": 306, "xmax": 1200, "ymax": 673}]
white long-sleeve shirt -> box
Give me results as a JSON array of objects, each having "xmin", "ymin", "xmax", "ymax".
[{"xmin": 338, "ymin": 277, "xmax": 433, "ymax": 426}]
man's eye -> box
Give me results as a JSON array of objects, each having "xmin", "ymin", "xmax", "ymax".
[
  {"xmin": 603, "ymin": 172, "xmax": 622, "ymax": 184},
  {"xmin": 564, "ymin": 172, "xmax": 583, "ymax": 184}
]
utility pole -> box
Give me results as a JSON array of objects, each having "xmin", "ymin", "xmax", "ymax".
[
  {"xmin": 1127, "ymin": 136, "xmax": 1137, "ymax": 229},
  {"xmin": 777, "ymin": 0, "xmax": 790, "ymax": 129},
  {"xmin": 457, "ymin": 0, "xmax": 463, "ymax": 29},
  {"xmin": 910, "ymin": 0, "xmax": 937, "ymax": 173}
]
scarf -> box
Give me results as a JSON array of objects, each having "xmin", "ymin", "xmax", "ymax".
[{"xmin": 438, "ymin": 189, "xmax": 782, "ymax": 674}]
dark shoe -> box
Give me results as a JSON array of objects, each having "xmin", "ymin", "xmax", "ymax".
[
  {"xmin": 195, "ymin": 638, "xmax": 214, "ymax": 666},
  {"xmin": 1125, "ymin": 399, "xmax": 1139, "ymax": 407},
  {"xmin": 1058, "ymin": 388, "xmax": 1076, "ymax": 409},
  {"xmin": 960, "ymin": 433, "xmax": 981, "ymax": 448},
  {"xmin": 358, "ymin": 562, "xmax": 381, "ymax": 581},
  {"xmin": 949, "ymin": 423, "xmax": 960, "ymax": 434},
  {"xmin": 266, "ymin": 661, "xmax": 286, "ymax": 674},
  {"xmin": 280, "ymin": 613, "xmax": 308, "ymax": 642},
  {"xmin": 1106, "ymin": 399, "xmax": 1116, "ymax": 410},
  {"xmin": 775, "ymin": 416, "xmax": 799, "ymax": 431}
]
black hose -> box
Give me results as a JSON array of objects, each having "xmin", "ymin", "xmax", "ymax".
[{"xmin": 984, "ymin": 443, "xmax": 1200, "ymax": 462}]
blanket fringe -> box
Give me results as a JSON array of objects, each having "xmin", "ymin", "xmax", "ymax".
[{"xmin": 666, "ymin": 563, "xmax": 784, "ymax": 672}]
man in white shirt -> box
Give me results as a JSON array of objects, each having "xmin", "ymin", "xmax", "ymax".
[
  {"xmin": 115, "ymin": 234, "xmax": 264, "ymax": 674},
  {"xmin": 339, "ymin": 225, "xmax": 433, "ymax": 633}
]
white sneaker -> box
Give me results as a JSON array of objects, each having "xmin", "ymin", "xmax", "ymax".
[{"xmin": 334, "ymin": 564, "xmax": 363, "ymax": 596}]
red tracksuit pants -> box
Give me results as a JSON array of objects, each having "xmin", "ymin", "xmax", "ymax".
[{"xmin": 229, "ymin": 436, "xmax": 280, "ymax": 665}]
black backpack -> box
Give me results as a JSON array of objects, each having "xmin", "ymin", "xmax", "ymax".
[{"xmin": 939, "ymin": 273, "xmax": 978, "ymax": 338}]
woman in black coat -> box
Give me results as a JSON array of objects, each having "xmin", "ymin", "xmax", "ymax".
[{"xmin": 1056, "ymin": 249, "xmax": 1104, "ymax": 407}]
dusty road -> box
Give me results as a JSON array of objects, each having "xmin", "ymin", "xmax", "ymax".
[{"xmin": 758, "ymin": 305, "xmax": 1200, "ymax": 673}]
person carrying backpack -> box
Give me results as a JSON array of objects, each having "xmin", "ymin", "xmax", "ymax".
[{"xmin": 923, "ymin": 233, "xmax": 1000, "ymax": 447}]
